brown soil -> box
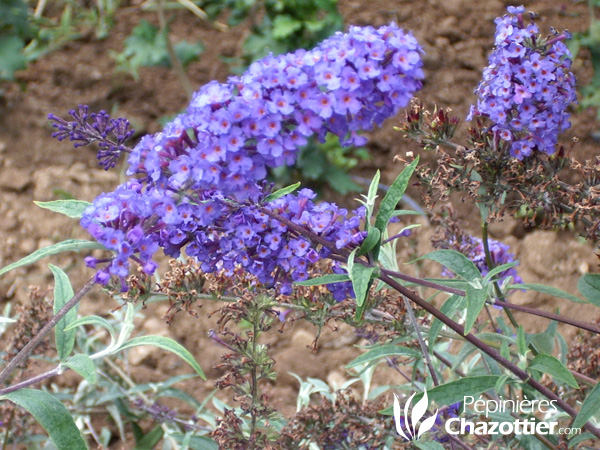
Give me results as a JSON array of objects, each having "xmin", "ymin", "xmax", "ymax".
[{"xmin": 0, "ymin": 0, "xmax": 599, "ymax": 448}]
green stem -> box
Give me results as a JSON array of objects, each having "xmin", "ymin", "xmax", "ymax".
[{"xmin": 481, "ymin": 220, "xmax": 519, "ymax": 329}]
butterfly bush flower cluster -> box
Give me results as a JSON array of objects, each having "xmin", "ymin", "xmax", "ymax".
[
  {"xmin": 71, "ymin": 23, "xmax": 424, "ymax": 294},
  {"xmin": 467, "ymin": 5, "xmax": 576, "ymax": 159}
]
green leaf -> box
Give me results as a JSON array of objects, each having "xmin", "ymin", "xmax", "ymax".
[
  {"xmin": 173, "ymin": 39, "xmax": 205, "ymax": 66},
  {"xmin": 50, "ymin": 265, "xmax": 77, "ymax": 360},
  {"xmin": 0, "ymin": 239, "xmax": 106, "ymax": 278},
  {"xmin": 64, "ymin": 315, "xmax": 117, "ymax": 347},
  {"xmin": 133, "ymin": 425, "xmax": 163, "ymax": 450},
  {"xmin": 517, "ymin": 325, "xmax": 527, "ymax": 357},
  {"xmin": 415, "ymin": 442, "xmax": 446, "ymax": 450},
  {"xmin": 415, "ymin": 249, "xmax": 482, "ymax": 283},
  {"xmin": 34, "ymin": 200, "xmax": 91, "ymax": 219},
  {"xmin": 373, "ymin": 156, "xmax": 419, "ymax": 233},
  {"xmin": 350, "ymin": 262, "xmax": 374, "ymax": 308},
  {"xmin": 484, "ymin": 261, "xmax": 519, "ymax": 282},
  {"xmin": 508, "ymin": 283, "xmax": 586, "ymax": 303},
  {"xmin": 272, "ymin": 15, "xmax": 303, "ymax": 39},
  {"xmin": 356, "ymin": 227, "xmax": 380, "ymax": 257},
  {"xmin": 346, "ymin": 344, "xmax": 421, "ymax": 369},
  {"xmin": 464, "ymin": 284, "xmax": 488, "ymax": 335},
  {"xmin": 427, "ymin": 375, "xmax": 501, "ymax": 407},
  {"xmin": 263, "ymin": 182, "xmax": 301, "ymax": 203},
  {"xmin": 171, "ymin": 434, "xmax": 219, "ymax": 450},
  {"xmin": 294, "ymin": 273, "xmax": 350, "ymax": 286},
  {"xmin": 0, "ymin": 389, "xmax": 88, "ymax": 450},
  {"xmin": 365, "ymin": 170, "xmax": 381, "ymax": 221},
  {"xmin": 0, "ymin": 35, "xmax": 26, "ymax": 80},
  {"xmin": 429, "ymin": 294, "xmax": 462, "ymax": 352},
  {"xmin": 572, "ymin": 381, "xmax": 600, "ymax": 434},
  {"xmin": 119, "ymin": 336, "xmax": 205, "ymax": 380},
  {"xmin": 64, "ymin": 354, "xmax": 97, "ymax": 385},
  {"xmin": 529, "ymin": 332, "xmax": 554, "ymax": 355},
  {"xmin": 529, "ymin": 354, "xmax": 579, "ymax": 389},
  {"xmin": 568, "ymin": 432, "xmax": 595, "ymax": 447},
  {"xmin": 578, "ymin": 273, "xmax": 600, "ymax": 307}
]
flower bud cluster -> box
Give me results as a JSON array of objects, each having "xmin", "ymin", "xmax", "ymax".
[
  {"xmin": 49, "ymin": 105, "xmax": 135, "ymax": 170},
  {"xmin": 79, "ymin": 23, "xmax": 423, "ymax": 294},
  {"xmin": 468, "ymin": 5, "xmax": 576, "ymax": 159}
]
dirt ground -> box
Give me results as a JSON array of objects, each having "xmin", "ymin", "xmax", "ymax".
[{"xmin": 1, "ymin": 0, "xmax": 600, "ymax": 446}]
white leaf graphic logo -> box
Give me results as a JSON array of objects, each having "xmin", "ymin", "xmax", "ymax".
[
  {"xmin": 393, "ymin": 389, "xmax": 439, "ymax": 441},
  {"xmin": 411, "ymin": 390, "xmax": 429, "ymax": 434},
  {"xmin": 417, "ymin": 411, "xmax": 439, "ymax": 440},
  {"xmin": 393, "ymin": 393, "xmax": 411, "ymax": 441}
]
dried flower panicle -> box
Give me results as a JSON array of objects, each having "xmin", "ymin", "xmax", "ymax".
[
  {"xmin": 567, "ymin": 317, "xmax": 600, "ymax": 386},
  {"xmin": 280, "ymin": 391, "xmax": 401, "ymax": 449},
  {"xmin": 0, "ymin": 287, "xmax": 53, "ymax": 439},
  {"xmin": 2, "ymin": 287, "xmax": 52, "ymax": 367}
]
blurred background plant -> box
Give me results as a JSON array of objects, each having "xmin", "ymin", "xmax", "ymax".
[
  {"xmin": 569, "ymin": 0, "xmax": 600, "ymax": 124},
  {"xmin": 0, "ymin": 0, "xmax": 120, "ymax": 81}
]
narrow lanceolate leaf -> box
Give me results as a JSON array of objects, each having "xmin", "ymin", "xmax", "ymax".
[
  {"xmin": 0, "ymin": 239, "xmax": 106, "ymax": 278},
  {"xmin": 294, "ymin": 273, "xmax": 350, "ymax": 286},
  {"xmin": 50, "ymin": 265, "xmax": 77, "ymax": 360},
  {"xmin": 64, "ymin": 354, "xmax": 97, "ymax": 385},
  {"xmin": 1, "ymin": 389, "xmax": 88, "ymax": 450},
  {"xmin": 484, "ymin": 261, "xmax": 519, "ymax": 282},
  {"xmin": 356, "ymin": 227, "xmax": 381, "ymax": 257},
  {"xmin": 415, "ymin": 442, "xmax": 446, "ymax": 450},
  {"xmin": 64, "ymin": 315, "xmax": 117, "ymax": 348},
  {"xmin": 350, "ymin": 263, "xmax": 374, "ymax": 308},
  {"xmin": 374, "ymin": 156, "xmax": 419, "ymax": 233},
  {"xmin": 517, "ymin": 325, "xmax": 527, "ymax": 357},
  {"xmin": 415, "ymin": 249, "xmax": 482, "ymax": 283},
  {"xmin": 263, "ymin": 182, "xmax": 301, "ymax": 203},
  {"xmin": 365, "ymin": 170, "xmax": 381, "ymax": 222},
  {"xmin": 429, "ymin": 295, "xmax": 462, "ymax": 352},
  {"xmin": 119, "ymin": 336, "xmax": 205, "ymax": 380},
  {"xmin": 578, "ymin": 273, "xmax": 600, "ymax": 307},
  {"xmin": 426, "ymin": 376, "xmax": 500, "ymax": 407},
  {"xmin": 464, "ymin": 285, "xmax": 488, "ymax": 335},
  {"xmin": 571, "ymin": 381, "xmax": 600, "ymax": 432},
  {"xmin": 34, "ymin": 200, "xmax": 92, "ymax": 219},
  {"xmin": 508, "ymin": 283, "xmax": 585, "ymax": 303},
  {"xmin": 346, "ymin": 344, "xmax": 421, "ymax": 369},
  {"xmin": 529, "ymin": 354, "xmax": 579, "ymax": 389}
]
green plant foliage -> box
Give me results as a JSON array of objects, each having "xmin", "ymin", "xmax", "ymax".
[
  {"xmin": 0, "ymin": 0, "xmax": 121, "ymax": 80},
  {"xmin": 0, "ymin": 0, "xmax": 32, "ymax": 79},
  {"xmin": 202, "ymin": 0, "xmax": 342, "ymax": 64},
  {"xmin": 112, "ymin": 19, "xmax": 205, "ymax": 80},
  {"xmin": 0, "ymin": 389, "xmax": 88, "ymax": 450},
  {"xmin": 271, "ymin": 134, "xmax": 369, "ymax": 195},
  {"xmin": 568, "ymin": 1, "xmax": 600, "ymax": 121}
]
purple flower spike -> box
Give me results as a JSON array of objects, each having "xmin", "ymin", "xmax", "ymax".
[
  {"xmin": 468, "ymin": 7, "xmax": 576, "ymax": 159},
  {"xmin": 78, "ymin": 23, "xmax": 423, "ymax": 292}
]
